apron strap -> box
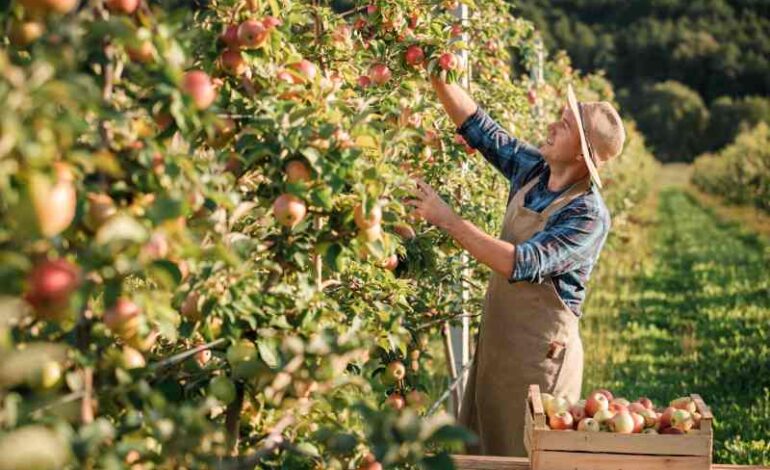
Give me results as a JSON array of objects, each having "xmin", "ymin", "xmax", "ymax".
[
  {"xmin": 541, "ymin": 177, "xmax": 591, "ymax": 220},
  {"xmin": 510, "ymin": 173, "xmax": 542, "ymax": 208}
]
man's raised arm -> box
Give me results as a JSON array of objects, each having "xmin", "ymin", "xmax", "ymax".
[{"xmin": 430, "ymin": 76, "xmax": 478, "ymax": 128}]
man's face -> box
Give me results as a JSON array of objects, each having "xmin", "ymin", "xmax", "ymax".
[{"xmin": 541, "ymin": 104, "xmax": 583, "ymax": 166}]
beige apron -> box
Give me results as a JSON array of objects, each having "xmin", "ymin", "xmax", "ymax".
[{"xmin": 459, "ymin": 174, "xmax": 590, "ymax": 457}]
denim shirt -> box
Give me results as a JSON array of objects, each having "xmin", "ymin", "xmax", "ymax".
[{"xmin": 457, "ymin": 107, "xmax": 611, "ymax": 317}]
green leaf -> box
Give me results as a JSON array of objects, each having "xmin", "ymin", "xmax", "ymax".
[
  {"xmin": 149, "ymin": 260, "xmax": 182, "ymax": 289},
  {"xmin": 257, "ymin": 340, "xmax": 280, "ymax": 369}
]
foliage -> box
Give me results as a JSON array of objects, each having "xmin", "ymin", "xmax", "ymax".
[
  {"xmin": 0, "ymin": 0, "xmax": 657, "ymax": 468},
  {"xmin": 704, "ymin": 95, "xmax": 770, "ymax": 152},
  {"xmin": 619, "ymin": 80, "xmax": 709, "ymax": 162},
  {"xmin": 692, "ymin": 123, "xmax": 770, "ymax": 213}
]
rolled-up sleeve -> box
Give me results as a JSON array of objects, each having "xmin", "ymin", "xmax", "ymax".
[
  {"xmin": 510, "ymin": 200, "xmax": 610, "ymax": 284},
  {"xmin": 456, "ymin": 107, "xmax": 542, "ymax": 181}
]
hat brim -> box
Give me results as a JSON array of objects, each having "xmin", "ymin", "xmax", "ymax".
[{"xmin": 567, "ymin": 84, "xmax": 602, "ymax": 189}]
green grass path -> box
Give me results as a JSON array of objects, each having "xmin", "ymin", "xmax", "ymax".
[{"xmin": 583, "ymin": 186, "xmax": 770, "ymax": 465}]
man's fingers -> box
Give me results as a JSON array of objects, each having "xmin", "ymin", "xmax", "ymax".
[
  {"xmin": 405, "ymin": 199, "xmax": 423, "ymax": 208},
  {"xmin": 414, "ymin": 177, "xmax": 433, "ymax": 195}
]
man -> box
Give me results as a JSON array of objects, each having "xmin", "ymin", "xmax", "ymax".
[{"xmin": 407, "ymin": 76, "xmax": 626, "ymax": 456}]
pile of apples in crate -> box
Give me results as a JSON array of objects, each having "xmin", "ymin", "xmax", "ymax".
[{"xmin": 542, "ymin": 389, "xmax": 703, "ymax": 434}]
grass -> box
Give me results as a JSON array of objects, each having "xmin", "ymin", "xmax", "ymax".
[{"xmin": 583, "ymin": 165, "xmax": 770, "ymax": 465}]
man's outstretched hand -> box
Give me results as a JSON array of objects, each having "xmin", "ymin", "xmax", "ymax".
[{"xmin": 406, "ymin": 178, "xmax": 458, "ymax": 230}]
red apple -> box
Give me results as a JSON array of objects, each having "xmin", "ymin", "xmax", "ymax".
[
  {"xmin": 450, "ymin": 23, "xmax": 462, "ymax": 37},
  {"xmin": 549, "ymin": 411, "xmax": 574, "ymax": 430},
  {"xmin": 569, "ymin": 404, "xmax": 586, "ymax": 423},
  {"xmin": 630, "ymin": 412, "xmax": 645, "ymax": 433},
  {"xmin": 8, "ymin": 19, "xmax": 45, "ymax": 47},
  {"xmin": 527, "ymin": 88, "xmax": 537, "ymax": 105},
  {"xmin": 30, "ymin": 163, "xmax": 76, "ymax": 238},
  {"xmin": 104, "ymin": 298, "xmax": 141, "ymax": 338},
  {"xmin": 385, "ymin": 392, "xmax": 405, "ymax": 411},
  {"xmin": 25, "ymin": 258, "xmax": 81, "ymax": 320},
  {"xmin": 220, "ymin": 24, "xmax": 240, "ymax": 48},
  {"xmin": 369, "ymin": 64, "xmax": 391, "ymax": 85},
  {"xmin": 593, "ymin": 389, "xmax": 614, "ymax": 401},
  {"xmin": 612, "ymin": 397, "xmax": 630, "ymax": 407},
  {"xmin": 357, "ymin": 75, "xmax": 372, "ymax": 88},
  {"xmin": 220, "ymin": 49, "xmax": 246, "ymax": 76},
  {"xmin": 359, "ymin": 454, "xmax": 382, "ymax": 470},
  {"xmin": 671, "ymin": 410, "xmax": 694, "ymax": 432},
  {"xmin": 289, "ymin": 59, "xmax": 317, "ymax": 84},
  {"xmin": 609, "ymin": 400, "xmax": 629, "ymax": 414},
  {"xmin": 628, "ymin": 402, "xmax": 647, "ymax": 415},
  {"xmin": 670, "ymin": 397, "xmax": 697, "ymax": 414},
  {"xmin": 405, "ymin": 45, "xmax": 425, "ymax": 66},
  {"xmin": 262, "ymin": 16, "xmax": 282, "ymax": 29},
  {"xmin": 105, "ymin": 0, "xmax": 139, "ymax": 14},
  {"xmin": 611, "ymin": 411, "xmax": 635, "ymax": 434},
  {"xmin": 354, "ymin": 203, "xmax": 382, "ymax": 230},
  {"xmin": 636, "ymin": 397, "xmax": 654, "ymax": 410},
  {"xmin": 273, "ymin": 194, "xmax": 306, "ymax": 228},
  {"xmin": 585, "ymin": 392, "xmax": 609, "ymax": 417},
  {"xmin": 285, "ymin": 160, "xmax": 311, "ymax": 183},
  {"xmin": 182, "ymin": 70, "xmax": 217, "ymax": 110},
  {"xmin": 195, "ymin": 348, "xmax": 212, "ymax": 367},
  {"xmin": 438, "ymin": 52, "xmax": 458, "ymax": 71},
  {"xmin": 366, "ymin": 4, "xmax": 377, "ymax": 14},
  {"xmin": 381, "ymin": 254, "xmax": 398, "ymax": 271},
  {"xmin": 126, "ymin": 40, "xmax": 154, "ymax": 63},
  {"xmin": 659, "ymin": 406, "xmax": 676, "ymax": 430},
  {"xmin": 577, "ymin": 417, "xmax": 599, "ymax": 432},
  {"xmin": 237, "ymin": 19, "xmax": 268, "ymax": 48}
]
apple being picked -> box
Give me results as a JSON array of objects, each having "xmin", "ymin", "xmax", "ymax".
[
  {"xmin": 577, "ymin": 417, "xmax": 600, "ymax": 432},
  {"xmin": 438, "ymin": 52, "xmax": 458, "ymax": 71},
  {"xmin": 585, "ymin": 392, "xmax": 609, "ymax": 417},
  {"xmin": 549, "ymin": 411, "xmax": 574, "ymax": 430}
]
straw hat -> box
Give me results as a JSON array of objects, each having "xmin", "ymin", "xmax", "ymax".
[{"xmin": 566, "ymin": 84, "xmax": 626, "ymax": 188}]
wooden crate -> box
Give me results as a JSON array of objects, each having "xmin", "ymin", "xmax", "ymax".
[{"xmin": 524, "ymin": 384, "xmax": 714, "ymax": 470}]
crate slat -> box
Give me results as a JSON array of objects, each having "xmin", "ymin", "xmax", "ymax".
[
  {"xmin": 452, "ymin": 455, "xmax": 530, "ymax": 469},
  {"xmin": 529, "ymin": 428, "xmax": 711, "ymax": 456},
  {"xmin": 532, "ymin": 450, "xmax": 710, "ymax": 470}
]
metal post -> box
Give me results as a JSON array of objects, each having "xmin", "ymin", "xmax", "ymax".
[{"xmin": 450, "ymin": 1, "xmax": 471, "ymax": 416}]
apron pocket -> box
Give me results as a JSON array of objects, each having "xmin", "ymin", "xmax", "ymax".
[{"xmin": 541, "ymin": 339, "xmax": 567, "ymax": 394}]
